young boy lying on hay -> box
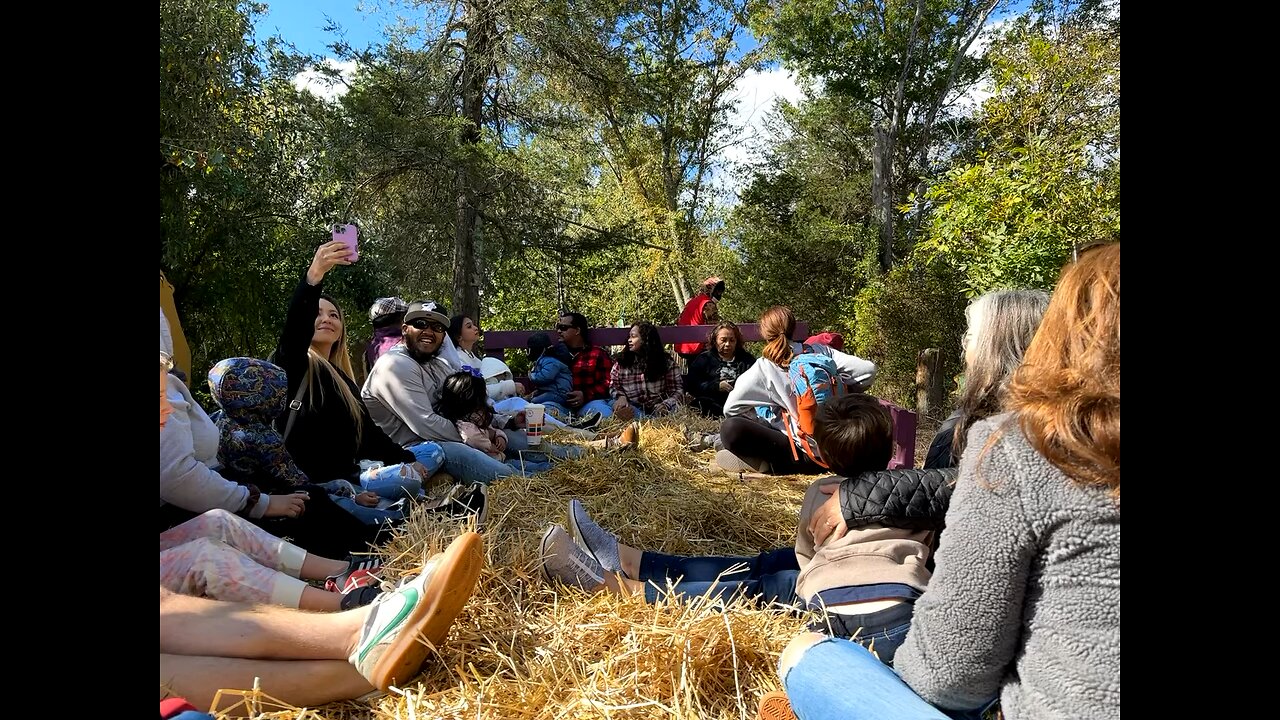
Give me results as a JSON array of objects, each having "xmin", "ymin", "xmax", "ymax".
[{"xmin": 539, "ymin": 393, "xmax": 956, "ymax": 666}]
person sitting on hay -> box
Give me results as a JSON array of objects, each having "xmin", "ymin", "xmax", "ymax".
[{"xmin": 539, "ymin": 393, "xmax": 954, "ymax": 667}]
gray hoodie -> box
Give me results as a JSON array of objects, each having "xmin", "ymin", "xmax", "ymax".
[{"xmin": 895, "ymin": 414, "xmax": 1120, "ymax": 718}]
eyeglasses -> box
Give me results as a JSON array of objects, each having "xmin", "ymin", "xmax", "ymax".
[
  {"xmin": 408, "ymin": 319, "xmax": 447, "ymax": 333},
  {"xmin": 555, "ymin": 323, "xmax": 575, "ymax": 332}
]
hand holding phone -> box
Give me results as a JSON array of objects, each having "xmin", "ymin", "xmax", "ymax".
[{"xmin": 332, "ymin": 224, "xmax": 359, "ymax": 262}]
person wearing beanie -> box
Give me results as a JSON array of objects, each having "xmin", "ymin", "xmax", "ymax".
[{"xmin": 364, "ymin": 297, "xmax": 409, "ymax": 376}]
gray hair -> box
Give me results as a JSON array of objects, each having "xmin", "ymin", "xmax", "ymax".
[{"xmin": 951, "ymin": 289, "xmax": 1051, "ymax": 461}]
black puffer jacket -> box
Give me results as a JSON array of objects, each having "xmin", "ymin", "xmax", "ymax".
[{"xmin": 839, "ymin": 467, "xmax": 957, "ymax": 531}]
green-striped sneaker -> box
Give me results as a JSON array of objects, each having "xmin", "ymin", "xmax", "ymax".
[{"xmin": 348, "ymin": 532, "xmax": 484, "ymax": 691}]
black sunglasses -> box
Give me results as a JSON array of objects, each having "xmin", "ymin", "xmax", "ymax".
[
  {"xmin": 408, "ymin": 319, "xmax": 447, "ymax": 332},
  {"xmin": 555, "ymin": 323, "xmax": 575, "ymax": 332}
]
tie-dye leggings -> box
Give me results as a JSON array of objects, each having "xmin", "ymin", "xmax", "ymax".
[{"xmin": 159, "ymin": 509, "xmax": 310, "ymax": 607}]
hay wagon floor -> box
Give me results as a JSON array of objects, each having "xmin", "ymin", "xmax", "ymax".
[{"xmin": 214, "ymin": 413, "xmax": 853, "ymax": 719}]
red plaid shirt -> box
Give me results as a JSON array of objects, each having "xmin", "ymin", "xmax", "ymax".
[
  {"xmin": 609, "ymin": 360, "xmax": 684, "ymax": 414},
  {"xmin": 569, "ymin": 345, "xmax": 613, "ymax": 402}
]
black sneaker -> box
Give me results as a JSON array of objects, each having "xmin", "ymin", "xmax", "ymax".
[
  {"xmin": 568, "ymin": 411, "xmax": 602, "ymax": 430},
  {"xmin": 449, "ymin": 483, "xmax": 490, "ymax": 528}
]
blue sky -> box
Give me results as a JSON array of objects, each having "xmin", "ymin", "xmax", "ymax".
[
  {"xmin": 254, "ymin": 1, "xmax": 390, "ymax": 55},
  {"xmin": 255, "ymin": 0, "xmax": 761, "ymax": 58}
]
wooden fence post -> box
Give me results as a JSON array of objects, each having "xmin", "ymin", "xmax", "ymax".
[{"xmin": 916, "ymin": 348, "xmax": 943, "ymax": 417}]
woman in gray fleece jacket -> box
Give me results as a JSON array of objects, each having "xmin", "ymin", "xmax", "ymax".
[{"xmin": 767, "ymin": 244, "xmax": 1120, "ymax": 720}]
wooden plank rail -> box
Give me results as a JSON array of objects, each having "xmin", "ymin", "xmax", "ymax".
[{"xmin": 481, "ymin": 322, "xmax": 810, "ymax": 361}]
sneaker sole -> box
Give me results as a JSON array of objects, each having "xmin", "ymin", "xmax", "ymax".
[
  {"xmin": 538, "ymin": 525, "xmax": 559, "ymax": 583},
  {"xmin": 366, "ymin": 532, "xmax": 484, "ymax": 691},
  {"xmin": 565, "ymin": 502, "xmax": 596, "ymax": 565},
  {"xmin": 757, "ymin": 690, "xmax": 797, "ymax": 720}
]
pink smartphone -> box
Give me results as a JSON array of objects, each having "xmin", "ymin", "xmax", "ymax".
[{"xmin": 332, "ymin": 224, "xmax": 359, "ymax": 261}]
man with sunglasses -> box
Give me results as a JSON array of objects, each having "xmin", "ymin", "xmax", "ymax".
[
  {"xmin": 363, "ymin": 300, "xmax": 579, "ymax": 484},
  {"xmin": 555, "ymin": 312, "xmax": 615, "ymax": 421}
]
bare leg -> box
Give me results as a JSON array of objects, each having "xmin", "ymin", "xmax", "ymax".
[
  {"xmin": 299, "ymin": 586, "xmax": 344, "ymax": 612},
  {"xmin": 778, "ymin": 632, "xmax": 827, "ymax": 677},
  {"xmin": 159, "ymin": 587, "xmax": 362, "ymax": 659},
  {"xmin": 618, "ymin": 543, "xmax": 642, "ymax": 579},
  {"xmin": 299, "ymin": 555, "xmax": 349, "ymax": 581},
  {"xmin": 160, "ymin": 655, "xmax": 371, "ymax": 716}
]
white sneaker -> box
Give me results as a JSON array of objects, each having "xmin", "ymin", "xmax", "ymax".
[{"xmin": 348, "ymin": 532, "xmax": 483, "ymax": 691}]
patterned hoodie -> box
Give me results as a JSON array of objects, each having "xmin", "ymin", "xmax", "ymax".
[{"xmin": 208, "ymin": 357, "xmax": 309, "ymax": 492}]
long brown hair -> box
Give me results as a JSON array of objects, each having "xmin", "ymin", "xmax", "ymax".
[
  {"xmin": 1005, "ymin": 243, "xmax": 1120, "ymax": 498},
  {"xmin": 304, "ymin": 293, "xmax": 364, "ymax": 442},
  {"xmin": 760, "ymin": 306, "xmax": 797, "ymax": 368}
]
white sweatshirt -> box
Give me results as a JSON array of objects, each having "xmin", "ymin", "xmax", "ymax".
[{"xmin": 722, "ymin": 341, "xmax": 877, "ymax": 434}]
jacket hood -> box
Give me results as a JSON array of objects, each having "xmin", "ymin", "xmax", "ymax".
[{"xmin": 208, "ymin": 357, "xmax": 289, "ymax": 422}]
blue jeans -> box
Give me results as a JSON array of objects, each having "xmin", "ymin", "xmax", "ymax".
[
  {"xmin": 438, "ymin": 436, "xmax": 579, "ymax": 484},
  {"xmin": 545, "ymin": 399, "xmax": 614, "ymax": 420},
  {"xmin": 785, "ymin": 639, "xmax": 995, "ymax": 720},
  {"xmin": 809, "ymin": 602, "xmax": 915, "ymax": 665},
  {"xmin": 502, "ymin": 429, "xmax": 582, "ymax": 462},
  {"xmin": 332, "ymin": 496, "xmax": 405, "ymax": 525},
  {"xmin": 638, "ymin": 547, "xmax": 799, "ymax": 605}
]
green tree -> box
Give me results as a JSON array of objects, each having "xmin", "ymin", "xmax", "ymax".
[
  {"xmin": 161, "ymin": 0, "xmax": 342, "ymax": 381},
  {"xmin": 916, "ymin": 9, "xmax": 1120, "ymax": 293},
  {"xmin": 754, "ymin": 0, "xmax": 1004, "ymax": 272}
]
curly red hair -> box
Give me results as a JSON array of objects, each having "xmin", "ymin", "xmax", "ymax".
[{"xmin": 1006, "ymin": 243, "xmax": 1120, "ymax": 498}]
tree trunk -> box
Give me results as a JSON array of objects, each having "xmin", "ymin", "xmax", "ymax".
[
  {"xmin": 872, "ymin": 125, "xmax": 895, "ymax": 272},
  {"xmin": 916, "ymin": 347, "xmax": 944, "ymax": 417},
  {"xmin": 666, "ymin": 265, "xmax": 688, "ymax": 309},
  {"xmin": 452, "ymin": 0, "xmax": 492, "ymax": 322}
]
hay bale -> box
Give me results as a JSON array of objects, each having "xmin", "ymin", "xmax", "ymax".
[{"xmin": 213, "ymin": 413, "xmax": 822, "ymax": 719}]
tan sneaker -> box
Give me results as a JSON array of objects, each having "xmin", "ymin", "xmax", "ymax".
[
  {"xmin": 620, "ymin": 421, "xmax": 640, "ymax": 447},
  {"xmin": 348, "ymin": 532, "xmax": 484, "ymax": 691}
]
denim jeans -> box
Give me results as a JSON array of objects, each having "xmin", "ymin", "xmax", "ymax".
[
  {"xmin": 332, "ymin": 496, "xmax": 406, "ymax": 525},
  {"xmin": 543, "ymin": 398, "xmax": 614, "ymax": 421},
  {"xmin": 638, "ymin": 547, "xmax": 800, "ymax": 605},
  {"xmin": 438, "ymin": 441, "xmax": 519, "ymax": 485},
  {"xmin": 437, "ymin": 437, "xmax": 579, "ymax": 484},
  {"xmin": 502, "ymin": 429, "xmax": 582, "ymax": 462},
  {"xmin": 785, "ymin": 638, "xmax": 995, "ymax": 720},
  {"xmin": 358, "ymin": 465, "xmax": 423, "ymax": 500},
  {"xmin": 809, "ymin": 602, "xmax": 915, "ymax": 665}
]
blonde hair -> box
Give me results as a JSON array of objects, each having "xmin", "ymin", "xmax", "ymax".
[
  {"xmin": 760, "ymin": 306, "xmax": 797, "ymax": 368},
  {"xmin": 305, "ymin": 294, "xmax": 364, "ymax": 442}
]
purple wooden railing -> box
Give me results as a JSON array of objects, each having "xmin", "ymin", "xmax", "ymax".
[{"xmin": 480, "ymin": 322, "xmax": 809, "ymax": 361}]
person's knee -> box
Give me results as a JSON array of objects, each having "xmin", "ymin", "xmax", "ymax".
[
  {"xmin": 778, "ymin": 631, "xmax": 827, "ymax": 678},
  {"xmin": 202, "ymin": 508, "xmax": 237, "ymax": 531},
  {"xmin": 719, "ymin": 416, "xmax": 748, "ymax": 449}
]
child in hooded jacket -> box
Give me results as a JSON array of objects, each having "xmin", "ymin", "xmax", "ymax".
[{"xmin": 526, "ymin": 332, "xmax": 574, "ymax": 407}]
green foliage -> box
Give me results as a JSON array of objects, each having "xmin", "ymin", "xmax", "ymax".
[
  {"xmin": 161, "ymin": 0, "xmax": 341, "ymax": 380},
  {"xmin": 723, "ymin": 91, "xmax": 878, "ymax": 334},
  {"xmin": 851, "ymin": 259, "xmax": 968, "ymax": 411},
  {"xmin": 915, "ymin": 13, "xmax": 1120, "ymax": 294}
]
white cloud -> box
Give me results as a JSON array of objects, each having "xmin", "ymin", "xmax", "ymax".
[
  {"xmin": 716, "ymin": 66, "xmax": 804, "ymax": 201},
  {"xmin": 292, "ymin": 58, "xmax": 359, "ymax": 101}
]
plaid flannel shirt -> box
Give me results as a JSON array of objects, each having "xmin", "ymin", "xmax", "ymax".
[
  {"xmin": 570, "ymin": 345, "xmax": 613, "ymax": 402},
  {"xmin": 609, "ymin": 360, "xmax": 683, "ymax": 415}
]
